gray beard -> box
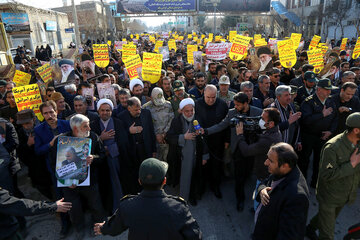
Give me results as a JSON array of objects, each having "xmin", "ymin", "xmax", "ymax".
[
  {"xmin": 61, "ymin": 67, "xmax": 74, "ymax": 83},
  {"xmin": 183, "ymin": 114, "xmax": 194, "ymax": 122},
  {"xmin": 77, "ymin": 131, "xmax": 90, "ymax": 138}
]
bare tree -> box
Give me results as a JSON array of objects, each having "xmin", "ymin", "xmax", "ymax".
[{"xmin": 323, "ymin": 0, "xmax": 348, "ymax": 39}]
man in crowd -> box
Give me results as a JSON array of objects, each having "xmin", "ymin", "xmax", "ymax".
[
  {"xmin": 290, "ymin": 64, "xmax": 314, "ymax": 87},
  {"xmin": 271, "ymin": 85, "xmax": 301, "ymax": 148},
  {"xmin": 188, "ymin": 72, "xmax": 206, "ymax": 99},
  {"xmin": 50, "ymin": 92, "xmax": 73, "ymax": 120},
  {"xmin": 230, "ymin": 67, "xmax": 250, "ymax": 92},
  {"xmin": 254, "ymin": 75, "xmax": 275, "ymax": 108},
  {"xmin": 268, "ymin": 68, "xmax": 282, "ymax": 92},
  {"xmin": 183, "ymin": 66, "xmax": 195, "ymax": 90},
  {"xmin": 50, "ymin": 114, "xmax": 106, "ymax": 239},
  {"xmin": 161, "ymin": 76, "xmax": 173, "ymax": 100},
  {"xmin": 210, "ymin": 64, "xmax": 227, "ymax": 87},
  {"xmin": 34, "ymin": 100, "xmax": 72, "ymax": 238},
  {"xmin": 16, "ymin": 109, "xmax": 52, "ymax": 199},
  {"xmin": 115, "ymin": 88, "xmax": 131, "ymax": 115},
  {"xmin": 166, "ymin": 98, "xmax": 208, "ymax": 205},
  {"xmin": 203, "ymin": 92, "xmax": 263, "ymax": 211},
  {"xmin": 94, "ymin": 158, "xmax": 202, "ymax": 239},
  {"xmin": 143, "ymin": 87, "xmax": 174, "ymax": 162},
  {"xmin": 306, "ymin": 113, "xmax": 360, "ymax": 240},
  {"xmin": 300, "ymin": 78, "xmax": 338, "ymax": 188},
  {"xmin": 240, "ymin": 81, "xmax": 263, "ymax": 109},
  {"xmin": 235, "ymin": 107, "xmax": 282, "ymax": 211},
  {"xmin": 332, "ymin": 82, "xmax": 360, "ymax": 134},
  {"xmin": 294, "ymin": 71, "xmax": 317, "ymax": 106},
  {"xmin": 118, "ymin": 97, "xmax": 156, "ymax": 175},
  {"xmin": 253, "ymin": 143, "xmax": 309, "ymax": 240},
  {"xmin": 73, "ymin": 95, "xmax": 99, "ymax": 123},
  {"xmin": 217, "ymin": 75, "xmax": 236, "ymax": 108},
  {"xmin": 0, "ymin": 91, "xmax": 18, "ymax": 124},
  {"xmin": 170, "ymin": 80, "xmax": 193, "ymax": 117},
  {"xmin": 129, "ymin": 78, "xmax": 146, "ymax": 105},
  {"xmin": 196, "ymin": 85, "xmax": 228, "ymax": 199}
]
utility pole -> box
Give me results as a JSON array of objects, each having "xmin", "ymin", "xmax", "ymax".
[
  {"xmin": 100, "ymin": 0, "xmax": 107, "ymax": 42},
  {"xmin": 71, "ymin": 0, "xmax": 81, "ymax": 46},
  {"xmin": 213, "ymin": 4, "xmax": 216, "ymax": 34}
]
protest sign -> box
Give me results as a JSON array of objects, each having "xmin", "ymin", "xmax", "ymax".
[
  {"xmin": 209, "ymin": 33, "xmax": 213, "ymax": 41},
  {"xmin": 268, "ymin": 38, "xmax": 278, "ymax": 51},
  {"xmin": 96, "ymin": 82, "xmax": 117, "ymax": 109},
  {"xmin": 309, "ymin": 35, "xmax": 321, "ymax": 50},
  {"xmin": 193, "ymin": 51, "xmax": 203, "ymax": 71},
  {"xmin": 159, "ymin": 46, "xmax": 170, "ymax": 61},
  {"xmin": 205, "ymin": 42, "xmax": 229, "ymax": 61},
  {"xmin": 229, "ymin": 35, "xmax": 251, "ymax": 61},
  {"xmin": 93, "ymin": 44, "xmax": 109, "ymax": 68},
  {"xmin": 13, "ymin": 83, "xmax": 43, "ymax": 121},
  {"xmin": 107, "ymin": 40, "xmax": 111, "ymax": 46},
  {"xmin": 12, "ymin": 70, "xmax": 31, "ymax": 86},
  {"xmin": 340, "ymin": 38, "xmax": 348, "ymax": 51},
  {"xmin": 307, "ymin": 48, "xmax": 324, "ymax": 74},
  {"xmin": 154, "ymin": 40, "xmax": 163, "ymax": 53},
  {"xmin": 277, "ymin": 39, "xmax": 297, "ymax": 68},
  {"xmin": 187, "ymin": 45, "xmax": 198, "ymax": 64},
  {"xmin": 291, "ymin": 33, "xmax": 302, "ymax": 50},
  {"xmin": 122, "ymin": 44, "xmax": 137, "ymax": 60},
  {"xmin": 82, "ymin": 88, "xmax": 94, "ymax": 110},
  {"xmin": 142, "ymin": 52, "xmax": 162, "ymax": 84},
  {"xmin": 254, "ymin": 38, "xmax": 268, "ymax": 47},
  {"xmin": 114, "ymin": 41, "xmax": 126, "ymax": 51},
  {"xmin": 36, "ymin": 63, "xmax": 52, "ymax": 83},
  {"xmin": 168, "ymin": 39, "xmax": 177, "ymax": 51},
  {"xmin": 56, "ymin": 136, "xmax": 91, "ymax": 187},
  {"xmin": 123, "ymin": 54, "xmax": 142, "ymax": 80},
  {"xmin": 352, "ymin": 37, "xmax": 360, "ymax": 59},
  {"xmin": 229, "ymin": 31, "xmax": 237, "ymax": 42}
]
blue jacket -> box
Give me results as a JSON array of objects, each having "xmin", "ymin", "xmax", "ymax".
[{"xmin": 34, "ymin": 119, "xmax": 71, "ymax": 156}]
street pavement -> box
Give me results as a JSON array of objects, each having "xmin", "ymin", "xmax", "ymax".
[{"xmin": 18, "ymin": 167, "xmax": 360, "ymax": 240}]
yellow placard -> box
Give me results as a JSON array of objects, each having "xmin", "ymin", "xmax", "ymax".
[
  {"xmin": 168, "ymin": 39, "xmax": 177, "ymax": 51},
  {"xmin": 122, "ymin": 44, "xmax": 137, "ymax": 60},
  {"xmin": 215, "ymin": 36, "xmax": 221, "ymax": 42},
  {"xmin": 321, "ymin": 45, "xmax": 328, "ymax": 55},
  {"xmin": 107, "ymin": 40, "xmax": 111, "ymax": 46},
  {"xmin": 229, "ymin": 31, "xmax": 237, "ymax": 42},
  {"xmin": 178, "ymin": 36, "xmax": 184, "ymax": 41},
  {"xmin": 229, "ymin": 35, "xmax": 252, "ymax": 61},
  {"xmin": 188, "ymin": 34, "xmax": 192, "ymax": 39},
  {"xmin": 254, "ymin": 38, "xmax": 268, "ymax": 47},
  {"xmin": 193, "ymin": 36, "xmax": 198, "ymax": 41},
  {"xmin": 201, "ymin": 34, "xmax": 205, "ymax": 39},
  {"xmin": 309, "ymin": 35, "xmax": 321, "ymax": 50},
  {"xmin": 123, "ymin": 54, "xmax": 142, "ymax": 80},
  {"xmin": 36, "ymin": 63, "xmax": 52, "ymax": 83},
  {"xmin": 122, "ymin": 38, "xmax": 126, "ymax": 42},
  {"xmin": 149, "ymin": 35, "xmax": 156, "ymax": 44},
  {"xmin": 136, "ymin": 34, "xmax": 139, "ymax": 39},
  {"xmin": 307, "ymin": 48, "xmax": 324, "ymax": 74},
  {"xmin": 13, "ymin": 83, "xmax": 43, "ymax": 121},
  {"xmin": 277, "ymin": 39, "xmax": 297, "ymax": 68},
  {"xmin": 291, "ymin": 33, "xmax": 302, "ymax": 50},
  {"xmin": 187, "ymin": 45, "xmax": 198, "ymax": 64},
  {"xmin": 130, "ymin": 34, "xmax": 133, "ymax": 39},
  {"xmin": 154, "ymin": 40, "xmax": 163, "ymax": 53},
  {"xmin": 93, "ymin": 44, "xmax": 109, "ymax": 68},
  {"xmin": 352, "ymin": 37, "xmax": 360, "ymax": 59},
  {"xmin": 340, "ymin": 38, "xmax": 348, "ymax": 51},
  {"xmin": 13, "ymin": 70, "xmax": 31, "ymax": 86},
  {"xmin": 254, "ymin": 34, "xmax": 261, "ymax": 42},
  {"xmin": 142, "ymin": 52, "xmax": 162, "ymax": 84},
  {"xmin": 209, "ymin": 33, "xmax": 213, "ymax": 41}
]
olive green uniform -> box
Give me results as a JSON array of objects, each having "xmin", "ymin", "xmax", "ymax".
[{"xmin": 309, "ymin": 131, "xmax": 360, "ymax": 240}]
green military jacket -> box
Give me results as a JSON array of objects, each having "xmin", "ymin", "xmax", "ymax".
[
  {"xmin": 317, "ymin": 131, "xmax": 360, "ymax": 205},
  {"xmin": 170, "ymin": 93, "xmax": 195, "ymax": 118}
]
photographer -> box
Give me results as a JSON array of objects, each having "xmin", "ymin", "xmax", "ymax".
[
  {"xmin": 235, "ymin": 108, "xmax": 282, "ymax": 211},
  {"xmin": 203, "ymin": 92, "xmax": 262, "ymax": 211}
]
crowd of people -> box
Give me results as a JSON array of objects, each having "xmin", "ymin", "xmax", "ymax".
[{"xmin": 1, "ymin": 32, "xmax": 360, "ymax": 240}]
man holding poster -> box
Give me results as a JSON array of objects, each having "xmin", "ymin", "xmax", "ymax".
[{"xmin": 50, "ymin": 114, "xmax": 106, "ymax": 238}]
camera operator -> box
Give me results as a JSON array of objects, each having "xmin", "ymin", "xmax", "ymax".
[
  {"xmin": 202, "ymin": 92, "xmax": 262, "ymax": 211},
  {"xmin": 235, "ymin": 108, "xmax": 282, "ymax": 211}
]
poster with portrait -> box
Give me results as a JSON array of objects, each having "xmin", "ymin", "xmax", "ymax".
[
  {"xmin": 96, "ymin": 83, "xmax": 117, "ymax": 109},
  {"xmin": 253, "ymin": 45, "xmax": 273, "ymax": 73},
  {"xmin": 48, "ymin": 58, "xmax": 76, "ymax": 87},
  {"xmin": 56, "ymin": 136, "xmax": 92, "ymax": 187},
  {"xmin": 82, "ymin": 87, "xmax": 95, "ymax": 110}
]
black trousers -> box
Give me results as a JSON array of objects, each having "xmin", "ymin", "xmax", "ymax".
[
  {"xmin": 299, "ymin": 132, "xmax": 326, "ymax": 185},
  {"xmin": 233, "ymin": 149, "xmax": 254, "ymax": 202},
  {"xmin": 63, "ymin": 184, "xmax": 106, "ymax": 232}
]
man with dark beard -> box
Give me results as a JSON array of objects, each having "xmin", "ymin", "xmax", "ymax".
[{"xmin": 188, "ymin": 72, "xmax": 206, "ymax": 99}]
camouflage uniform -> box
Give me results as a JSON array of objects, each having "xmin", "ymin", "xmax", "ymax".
[
  {"xmin": 217, "ymin": 90, "xmax": 236, "ymax": 108},
  {"xmin": 143, "ymin": 99, "xmax": 174, "ymax": 162}
]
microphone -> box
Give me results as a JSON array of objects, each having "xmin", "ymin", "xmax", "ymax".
[{"xmin": 193, "ymin": 120, "xmax": 201, "ymax": 130}]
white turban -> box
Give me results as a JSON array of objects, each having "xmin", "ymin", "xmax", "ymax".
[
  {"xmin": 179, "ymin": 98, "xmax": 195, "ymax": 110},
  {"xmin": 97, "ymin": 98, "xmax": 114, "ymax": 111},
  {"xmin": 129, "ymin": 78, "xmax": 144, "ymax": 92}
]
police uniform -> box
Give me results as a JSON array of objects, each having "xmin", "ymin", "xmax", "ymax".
[
  {"xmin": 99, "ymin": 158, "xmax": 202, "ymax": 240},
  {"xmin": 299, "ymin": 79, "xmax": 338, "ymax": 187},
  {"xmin": 307, "ymin": 113, "xmax": 360, "ymax": 240}
]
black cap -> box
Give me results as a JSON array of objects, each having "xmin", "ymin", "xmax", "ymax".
[
  {"xmin": 139, "ymin": 158, "xmax": 168, "ymax": 184},
  {"xmin": 317, "ymin": 78, "xmax": 335, "ymax": 90}
]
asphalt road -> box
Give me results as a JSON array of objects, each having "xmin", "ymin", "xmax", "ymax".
[{"xmin": 18, "ymin": 167, "xmax": 360, "ymax": 240}]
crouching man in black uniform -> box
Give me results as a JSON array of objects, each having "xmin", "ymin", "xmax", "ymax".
[{"xmin": 94, "ymin": 158, "xmax": 202, "ymax": 240}]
